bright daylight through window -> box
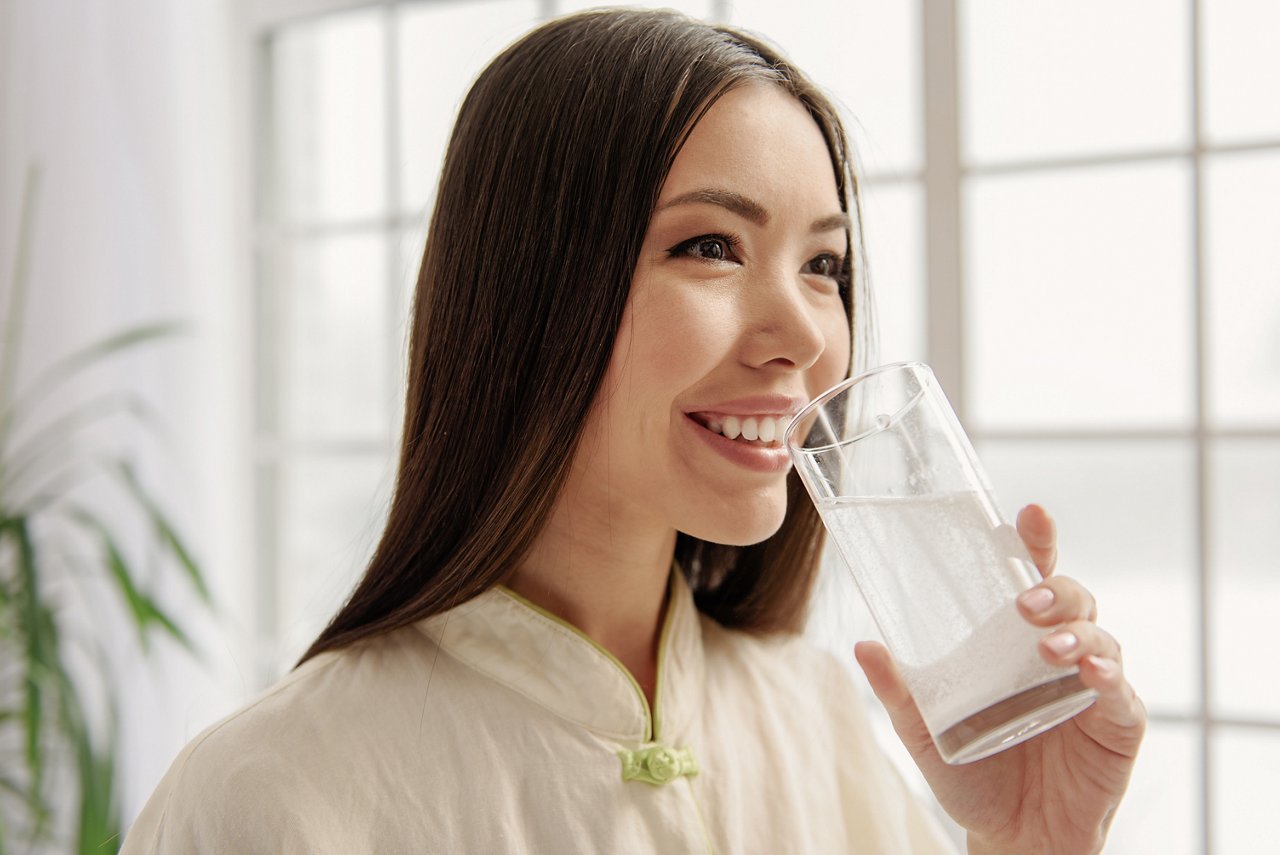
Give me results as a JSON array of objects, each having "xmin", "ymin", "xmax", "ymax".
[{"xmin": 253, "ymin": 2, "xmax": 1280, "ymax": 853}]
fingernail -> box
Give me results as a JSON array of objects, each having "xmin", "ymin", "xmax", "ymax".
[
  {"xmin": 1044, "ymin": 632, "xmax": 1078, "ymax": 656},
  {"xmin": 1019, "ymin": 587, "xmax": 1054, "ymax": 614},
  {"xmin": 1087, "ymin": 655, "xmax": 1117, "ymax": 679}
]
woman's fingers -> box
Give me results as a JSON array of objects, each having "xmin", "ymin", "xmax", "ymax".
[
  {"xmin": 1038, "ymin": 620, "xmax": 1146, "ymax": 746},
  {"xmin": 1016, "ymin": 504, "xmax": 1058, "ymax": 578},
  {"xmin": 1017, "ymin": 575, "xmax": 1098, "ymax": 625},
  {"xmin": 1038, "ymin": 621, "xmax": 1145, "ymax": 741},
  {"xmin": 1078, "ymin": 655, "xmax": 1147, "ymax": 732},
  {"xmin": 853, "ymin": 641, "xmax": 937, "ymax": 760},
  {"xmin": 1037, "ymin": 619, "xmax": 1122, "ymax": 668}
]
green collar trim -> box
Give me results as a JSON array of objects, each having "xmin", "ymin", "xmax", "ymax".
[{"xmin": 495, "ymin": 569, "xmax": 680, "ymax": 743}]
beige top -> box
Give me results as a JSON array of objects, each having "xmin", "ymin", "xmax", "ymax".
[{"xmin": 122, "ymin": 572, "xmax": 956, "ymax": 854}]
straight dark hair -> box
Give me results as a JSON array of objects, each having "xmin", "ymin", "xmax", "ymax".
[{"xmin": 300, "ymin": 8, "xmax": 870, "ymax": 665}]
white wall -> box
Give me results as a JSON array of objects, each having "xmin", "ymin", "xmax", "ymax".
[{"xmin": 1, "ymin": 0, "xmax": 257, "ymax": 832}]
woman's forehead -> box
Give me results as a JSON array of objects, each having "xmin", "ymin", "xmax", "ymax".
[{"xmin": 658, "ymin": 85, "xmax": 842, "ymax": 215}]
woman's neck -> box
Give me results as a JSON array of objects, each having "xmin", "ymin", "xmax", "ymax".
[{"xmin": 508, "ymin": 496, "xmax": 677, "ymax": 708}]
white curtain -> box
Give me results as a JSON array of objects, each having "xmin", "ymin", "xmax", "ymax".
[{"xmin": 1, "ymin": 0, "xmax": 252, "ymax": 828}]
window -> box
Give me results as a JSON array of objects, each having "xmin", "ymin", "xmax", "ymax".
[
  {"xmin": 955, "ymin": 3, "xmax": 1280, "ymax": 852},
  {"xmin": 251, "ymin": 2, "xmax": 1280, "ymax": 851}
]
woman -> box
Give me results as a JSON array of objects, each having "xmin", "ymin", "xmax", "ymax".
[{"xmin": 124, "ymin": 10, "xmax": 1144, "ymax": 853}]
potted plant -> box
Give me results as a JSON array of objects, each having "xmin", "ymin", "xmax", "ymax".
[{"xmin": 0, "ymin": 166, "xmax": 211, "ymax": 853}]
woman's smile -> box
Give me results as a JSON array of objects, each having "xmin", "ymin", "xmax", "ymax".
[
  {"xmin": 680, "ymin": 412, "xmax": 793, "ymax": 474},
  {"xmin": 678, "ymin": 392, "xmax": 808, "ymax": 472}
]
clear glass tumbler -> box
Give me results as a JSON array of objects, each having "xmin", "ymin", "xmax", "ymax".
[{"xmin": 786, "ymin": 362, "xmax": 1097, "ymax": 764}]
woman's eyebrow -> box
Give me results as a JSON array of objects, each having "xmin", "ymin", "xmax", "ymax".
[
  {"xmin": 656, "ymin": 187, "xmax": 850, "ymax": 234},
  {"xmin": 810, "ymin": 213, "xmax": 851, "ymax": 234},
  {"xmin": 656, "ymin": 188, "xmax": 769, "ymax": 224}
]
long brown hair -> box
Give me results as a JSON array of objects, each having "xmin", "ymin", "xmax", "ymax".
[{"xmin": 299, "ymin": 9, "xmax": 870, "ymax": 665}]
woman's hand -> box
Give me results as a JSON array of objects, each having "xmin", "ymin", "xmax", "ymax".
[{"xmin": 854, "ymin": 504, "xmax": 1146, "ymax": 855}]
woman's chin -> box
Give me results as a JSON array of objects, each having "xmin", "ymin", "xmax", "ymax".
[{"xmin": 681, "ymin": 499, "xmax": 788, "ymax": 547}]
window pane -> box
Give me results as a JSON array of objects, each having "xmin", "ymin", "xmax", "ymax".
[
  {"xmin": 1210, "ymin": 440, "xmax": 1280, "ymax": 719},
  {"xmin": 1104, "ymin": 722, "xmax": 1200, "ymax": 855},
  {"xmin": 271, "ymin": 8, "xmax": 387, "ymax": 223},
  {"xmin": 272, "ymin": 232, "xmax": 394, "ymax": 442},
  {"xmin": 862, "ymin": 181, "xmax": 925, "ymax": 364},
  {"xmin": 727, "ymin": 0, "xmax": 922, "ymax": 174},
  {"xmin": 397, "ymin": 0, "xmax": 542, "ymax": 214},
  {"xmin": 276, "ymin": 454, "xmax": 394, "ymax": 667},
  {"xmin": 1205, "ymin": 151, "xmax": 1280, "ymax": 427},
  {"xmin": 1203, "ymin": 0, "xmax": 1280, "ymax": 144},
  {"xmin": 1212, "ymin": 728, "xmax": 1280, "ymax": 853},
  {"xmin": 977, "ymin": 440, "xmax": 1198, "ymax": 715},
  {"xmin": 960, "ymin": 0, "xmax": 1189, "ymax": 164},
  {"xmin": 965, "ymin": 161, "xmax": 1194, "ymax": 430}
]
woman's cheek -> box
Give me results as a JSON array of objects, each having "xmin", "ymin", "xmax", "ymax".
[
  {"xmin": 638, "ymin": 292, "xmax": 732, "ymax": 379},
  {"xmin": 818, "ymin": 303, "xmax": 853, "ymax": 387}
]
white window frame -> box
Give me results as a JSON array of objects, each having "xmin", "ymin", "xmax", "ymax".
[{"xmin": 246, "ymin": 3, "xmax": 1280, "ymax": 851}]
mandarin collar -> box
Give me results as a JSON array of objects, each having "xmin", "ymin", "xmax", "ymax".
[{"xmin": 416, "ymin": 569, "xmax": 705, "ymax": 744}]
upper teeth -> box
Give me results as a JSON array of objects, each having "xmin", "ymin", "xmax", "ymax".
[{"xmin": 704, "ymin": 415, "xmax": 792, "ymax": 443}]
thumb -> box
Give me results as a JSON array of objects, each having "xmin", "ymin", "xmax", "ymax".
[{"xmin": 854, "ymin": 641, "xmax": 939, "ymax": 762}]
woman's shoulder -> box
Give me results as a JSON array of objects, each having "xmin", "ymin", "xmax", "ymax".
[
  {"xmin": 186, "ymin": 624, "xmax": 433, "ymax": 757},
  {"xmin": 121, "ymin": 625, "xmax": 441, "ymax": 853}
]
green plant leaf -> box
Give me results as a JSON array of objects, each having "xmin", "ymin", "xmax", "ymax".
[
  {"xmin": 0, "ymin": 774, "xmax": 26, "ymax": 798},
  {"xmin": 112, "ymin": 460, "xmax": 211, "ymax": 604},
  {"xmin": 0, "ymin": 772, "xmax": 42, "ymax": 819},
  {"xmin": 0, "ymin": 320, "xmax": 189, "ymax": 443},
  {"xmin": 7, "ymin": 518, "xmax": 41, "ymax": 783},
  {"xmin": 23, "ymin": 671, "xmax": 41, "ymax": 789},
  {"xmin": 74, "ymin": 707, "xmax": 122, "ymax": 854},
  {"xmin": 1, "ymin": 514, "xmax": 21, "ymax": 609},
  {"xmin": 37, "ymin": 640, "xmax": 120, "ymax": 854},
  {"xmin": 1, "ymin": 392, "xmax": 164, "ymax": 503},
  {"xmin": 103, "ymin": 539, "xmax": 191, "ymax": 653},
  {"xmin": 0, "ymin": 165, "xmax": 41, "ymax": 465},
  {"xmin": 10, "ymin": 463, "xmax": 101, "ymax": 520},
  {"xmin": 2, "ymin": 515, "xmax": 56, "ymax": 833},
  {"xmin": 64, "ymin": 507, "xmax": 193, "ymax": 652}
]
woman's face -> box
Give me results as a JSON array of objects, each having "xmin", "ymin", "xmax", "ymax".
[{"xmin": 575, "ymin": 83, "xmax": 852, "ymax": 546}]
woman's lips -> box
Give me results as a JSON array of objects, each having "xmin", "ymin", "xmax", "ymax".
[{"xmin": 683, "ymin": 413, "xmax": 793, "ymax": 474}]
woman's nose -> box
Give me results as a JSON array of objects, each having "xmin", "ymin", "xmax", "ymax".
[{"xmin": 738, "ymin": 269, "xmax": 831, "ymax": 372}]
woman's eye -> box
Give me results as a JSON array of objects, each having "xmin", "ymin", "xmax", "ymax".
[
  {"xmin": 805, "ymin": 253, "xmax": 843, "ymax": 279},
  {"xmin": 667, "ymin": 234, "xmax": 739, "ymax": 262},
  {"xmin": 693, "ymin": 238, "xmax": 727, "ymax": 260}
]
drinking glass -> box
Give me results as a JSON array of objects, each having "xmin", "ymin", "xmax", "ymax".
[{"xmin": 786, "ymin": 362, "xmax": 1097, "ymax": 764}]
